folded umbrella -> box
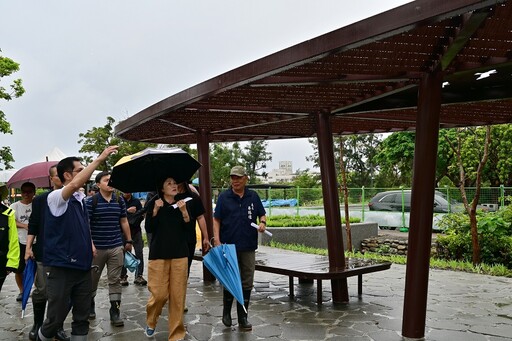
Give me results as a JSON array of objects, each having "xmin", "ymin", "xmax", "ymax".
[
  {"xmin": 203, "ymin": 244, "xmax": 246, "ymax": 313},
  {"xmin": 124, "ymin": 251, "xmax": 140, "ymax": 273},
  {"xmin": 109, "ymin": 147, "xmax": 201, "ymax": 193},
  {"xmin": 21, "ymin": 258, "xmax": 37, "ymax": 318}
]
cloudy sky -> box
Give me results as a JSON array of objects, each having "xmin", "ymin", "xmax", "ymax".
[{"xmin": 1, "ymin": 0, "xmax": 410, "ymax": 172}]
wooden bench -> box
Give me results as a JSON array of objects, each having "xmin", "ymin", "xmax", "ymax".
[{"xmin": 195, "ymin": 246, "xmax": 391, "ymax": 304}]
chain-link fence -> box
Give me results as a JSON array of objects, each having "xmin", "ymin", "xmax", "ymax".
[{"xmin": 207, "ymin": 186, "xmax": 512, "ymax": 229}]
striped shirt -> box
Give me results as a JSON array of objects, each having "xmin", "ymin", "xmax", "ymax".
[{"xmin": 85, "ymin": 193, "xmax": 127, "ymax": 250}]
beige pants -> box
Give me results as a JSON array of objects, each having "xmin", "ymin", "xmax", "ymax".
[{"xmin": 146, "ymin": 258, "xmax": 188, "ymax": 341}]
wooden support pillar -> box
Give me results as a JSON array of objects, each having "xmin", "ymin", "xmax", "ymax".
[
  {"xmin": 196, "ymin": 129, "xmax": 215, "ymax": 282},
  {"xmin": 402, "ymin": 70, "xmax": 443, "ymax": 338},
  {"xmin": 315, "ymin": 111, "xmax": 348, "ymax": 303}
]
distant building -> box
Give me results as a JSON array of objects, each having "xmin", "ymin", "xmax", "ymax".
[{"xmin": 266, "ymin": 161, "xmax": 295, "ymax": 183}]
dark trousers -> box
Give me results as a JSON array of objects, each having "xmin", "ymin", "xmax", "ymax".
[
  {"xmin": 0, "ymin": 256, "xmax": 7, "ymax": 292},
  {"xmin": 41, "ymin": 266, "xmax": 91, "ymax": 337},
  {"xmin": 121, "ymin": 232, "xmax": 145, "ymax": 277}
]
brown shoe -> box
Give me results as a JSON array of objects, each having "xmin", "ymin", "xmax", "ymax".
[
  {"xmin": 120, "ymin": 275, "xmax": 129, "ymax": 286},
  {"xmin": 134, "ymin": 275, "xmax": 147, "ymax": 286}
]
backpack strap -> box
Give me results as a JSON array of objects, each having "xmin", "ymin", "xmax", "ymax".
[{"xmin": 91, "ymin": 192, "xmax": 122, "ymax": 213}]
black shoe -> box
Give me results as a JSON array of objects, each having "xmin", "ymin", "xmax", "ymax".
[
  {"xmin": 16, "ymin": 293, "xmax": 23, "ymax": 302},
  {"xmin": 29, "ymin": 324, "xmax": 39, "ymax": 340},
  {"xmin": 89, "ymin": 298, "xmax": 96, "ymax": 320},
  {"xmin": 110, "ymin": 301, "xmax": 124, "ymax": 327},
  {"xmin": 238, "ymin": 317, "xmax": 252, "ymax": 331},
  {"xmin": 55, "ymin": 328, "xmax": 70, "ymax": 341},
  {"xmin": 120, "ymin": 275, "xmax": 129, "ymax": 286},
  {"xmin": 222, "ymin": 290, "xmax": 233, "ymax": 327}
]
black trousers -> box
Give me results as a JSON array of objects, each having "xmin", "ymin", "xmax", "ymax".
[{"xmin": 40, "ymin": 266, "xmax": 91, "ymax": 338}]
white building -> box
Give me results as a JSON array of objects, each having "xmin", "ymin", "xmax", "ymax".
[{"xmin": 266, "ymin": 161, "xmax": 295, "ymax": 183}]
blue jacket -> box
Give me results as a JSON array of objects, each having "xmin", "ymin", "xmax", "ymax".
[{"xmin": 43, "ymin": 195, "xmax": 92, "ymax": 271}]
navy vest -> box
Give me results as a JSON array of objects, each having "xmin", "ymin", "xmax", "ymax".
[{"xmin": 43, "ymin": 195, "xmax": 92, "ymax": 270}]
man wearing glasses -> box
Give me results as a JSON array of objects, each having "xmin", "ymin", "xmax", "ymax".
[
  {"xmin": 36, "ymin": 146, "xmax": 118, "ymax": 341},
  {"xmin": 10, "ymin": 181, "xmax": 35, "ymax": 302}
]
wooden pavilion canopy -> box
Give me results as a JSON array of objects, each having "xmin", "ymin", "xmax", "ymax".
[
  {"xmin": 116, "ymin": 0, "xmax": 512, "ymax": 144},
  {"xmin": 115, "ymin": 0, "xmax": 511, "ymax": 338}
]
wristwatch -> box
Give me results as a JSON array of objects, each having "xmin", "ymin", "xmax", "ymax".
[
  {"xmin": 260, "ymin": 220, "xmax": 266, "ymax": 225},
  {"xmin": 125, "ymin": 240, "xmax": 133, "ymax": 244}
]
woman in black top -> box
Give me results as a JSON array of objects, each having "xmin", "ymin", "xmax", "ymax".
[{"xmin": 143, "ymin": 177, "xmax": 190, "ymax": 340}]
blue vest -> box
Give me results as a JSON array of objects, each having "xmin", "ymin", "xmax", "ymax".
[{"xmin": 43, "ymin": 195, "xmax": 92, "ymax": 270}]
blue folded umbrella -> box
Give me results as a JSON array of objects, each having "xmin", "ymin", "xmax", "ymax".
[
  {"xmin": 21, "ymin": 258, "xmax": 36, "ymax": 318},
  {"xmin": 124, "ymin": 251, "xmax": 140, "ymax": 273},
  {"xmin": 203, "ymin": 244, "xmax": 246, "ymax": 313}
]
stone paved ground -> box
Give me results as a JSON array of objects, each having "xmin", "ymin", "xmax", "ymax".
[{"xmin": 1, "ymin": 246, "xmax": 511, "ymax": 341}]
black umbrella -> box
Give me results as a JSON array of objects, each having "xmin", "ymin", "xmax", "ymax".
[{"xmin": 109, "ymin": 148, "xmax": 201, "ymax": 193}]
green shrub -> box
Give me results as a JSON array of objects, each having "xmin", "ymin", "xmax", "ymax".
[
  {"xmin": 267, "ymin": 214, "xmax": 360, "ymax": 227},
  {"xmin": 436, "ymin": 207, "xmax": 512, "ymax": 269}
]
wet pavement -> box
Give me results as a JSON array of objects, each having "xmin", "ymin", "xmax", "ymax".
[{"xmin": 1, "ymin": 246, "xmax": 511, "ymax": 341}]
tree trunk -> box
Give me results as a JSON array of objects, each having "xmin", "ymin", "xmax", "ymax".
[
  {"xmin": 339, "ymin": 137, "xmax": 352, "ymax": 252},
  {"xmin": 446, "ymin": 127, "xmax": 491, "ymax": 265}
]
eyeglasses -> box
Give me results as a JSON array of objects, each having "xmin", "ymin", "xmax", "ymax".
[
  {"xmin": 21, "ymin": 190, "xmax": 34, "ymax": 194},
  {"xmin": 72, "ymin": 168, "xmax": 84, "ymax": 174}
]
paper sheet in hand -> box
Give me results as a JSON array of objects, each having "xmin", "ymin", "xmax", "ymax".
[
  {"xmin": 172, "ymin": 197, "xmax": 192, "ymax": 208},
  {"xmin": 251, "ymin": 222, "xmax": 272, "ymax": 236}
]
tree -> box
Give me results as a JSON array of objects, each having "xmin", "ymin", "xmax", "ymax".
[
  {"xmin": 241, "ymin": 141, "xmax": 272, "ymax": 181},
  {"xmin": 445, "ymin": 126, "xmax": 492, "ymax": 265},
  {"xmin": 291, "ymin": 169, "xmax": 320, "ymax": 188},
  {"xmin": 209, "ymin": 142, "xmax": 243, "ymax": 188},
  {"xmin": 77, "ymin": 116, "xmax": 156, "ymax": 170},
  {"xmin": 374, "ymin": 132, "xmax": 415, "ymax": 187},
  {"xmin": 0, "ymin": 51, "xmax": 25, "ymax": 170},
  {"xmin": 307, "ymin": 133, "xmax": 382, "ymax": 187},
  {"xmin": 338, "ymin": 137, "xmax": 352, "ymax": 252}
]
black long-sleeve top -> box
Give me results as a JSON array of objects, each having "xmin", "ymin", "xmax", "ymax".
[{"xmin": 144, "ymin": 198, "xmax": 188, "ymax": 260}]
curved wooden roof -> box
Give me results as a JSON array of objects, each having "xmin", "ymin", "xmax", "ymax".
[{"xmin": 115, "ymin": 0, "xmax": 512, "ymax": 144}]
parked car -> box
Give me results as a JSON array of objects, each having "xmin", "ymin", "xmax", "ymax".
[{"xmin": 368, "ymin": 190, "xmax": 463, "ymax": 213}]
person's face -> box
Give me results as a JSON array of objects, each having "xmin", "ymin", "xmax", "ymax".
[
  {"xmin": 97, "ymin": 174, "xmax": 114, "ymax": 193},
  {"xmin": 230, "ymin": 175, "xmax": 247, "ymax": 192},
  {"xmin": 123, "ymin": 192, "xmax": 132, "ymax": 200},
  {"xmin": 161, "ymin": 177, "xmax": 178, "ymax": 196},
  {"xmin": 20, "ymin": 186, "xmax": 35, "ymax": 203},
  {"xmin": 49, "ymin": 167, "xmax": 62, "ymax": 188},
  {"xmin": 66, "ymin": 161, "xmax": 85, "ymax": 183}
]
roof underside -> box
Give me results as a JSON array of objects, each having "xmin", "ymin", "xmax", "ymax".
[{"xmin": 116, "ymin": 0, "xmax": 512, "ymax": 144}]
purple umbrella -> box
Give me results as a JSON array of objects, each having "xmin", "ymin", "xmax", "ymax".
[{"xmin": 21, "ymin": 258, "xmax": 36, "ymax": 318}]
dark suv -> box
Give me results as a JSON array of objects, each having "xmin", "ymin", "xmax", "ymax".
[{"xmin": 368, "ymin": 190, "xmax": 460, "ymax": 213}]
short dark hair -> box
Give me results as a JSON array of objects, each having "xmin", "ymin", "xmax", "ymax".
[
  {"xmin": 57, "ymin": 157, "xmax": 82, "ymax": 183},
  {"xmin": 95, "ymin": 171, "xmax": 110, "ymax": 184},
  {"xmin": 48, "ymin": 165, "xmax": 57, "ymax": 176},
  {"xmin": 21, "ymin": 182, "xmax": 36, "ymax": 193}
]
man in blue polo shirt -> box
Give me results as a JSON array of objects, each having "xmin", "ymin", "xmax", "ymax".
[
  {"xmin": 85, "ymin": 171, "xmax": 132, "ymax": 327},
  {"xmin": 213, "ymin": 165, "xmax": 267, "ymax": 331}
]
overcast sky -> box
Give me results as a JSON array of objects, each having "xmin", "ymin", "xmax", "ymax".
[{"xmin": 1, "ymin": 0, "xmax": 410, "ymax": 172}]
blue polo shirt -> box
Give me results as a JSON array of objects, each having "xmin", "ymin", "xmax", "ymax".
[
  {"xmin": 213, "ymin": 188, "xmax": 265, "ymax": 252},
  {"xmin": 85, "ymin": 193, "xmax": 127, "ymax": 250}
]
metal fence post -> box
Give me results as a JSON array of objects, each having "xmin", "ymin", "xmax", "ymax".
[
  {"xmin": 296, "ymin": 186, "xmax": 300, "ymax": 216},
  {"xmin": 400, "ymin": 186, "xmax": 408, "ymax": 232},
  {"xmin": 361, "ymin": 186, "xmax": 365, "ymax": 222},
  {"xmin": 500, "ymin": 185, "xmax": 505, "ymax": 208}
]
